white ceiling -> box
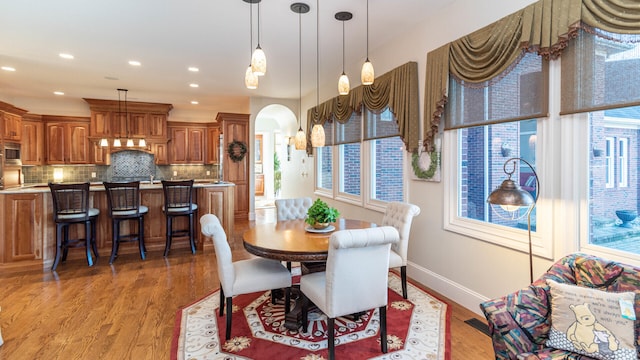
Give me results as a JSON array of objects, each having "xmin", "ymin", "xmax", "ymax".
[{"xmin": 0, "ymin": 0, "xmax": 453, "ymax": 113}]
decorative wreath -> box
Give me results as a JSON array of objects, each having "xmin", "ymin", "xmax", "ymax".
[
  {"xmin": 411, "ymin": 151, "xmax": 439, "ymax": 179},
  {"xmin": 227, "ymin": 140, "xmax": 248, "ymax": 162}
]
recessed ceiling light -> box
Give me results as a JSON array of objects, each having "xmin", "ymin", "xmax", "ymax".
[
  {"xmin": 1, "ymin": 66, "xmax": 16, "ymax": 72},
  {"xmin": 53, "ymin": 91, "xmax": 65, "ymax": 95},
  {"xmin": 188, "ymin": 67, "xmax": 199, "ymax": 72},
  {"xmin": 104, "ymin": 76, "xmax": 119, "ymax": 81},
  {"xmin": 191, "ymin": 100, "xmax": 199, "ymax": 105},
  {"xmin": 59, "ymin": 53, "xmax": 74, "ymax": 59},
  {"xmin": 189, "ymin": 83, "xmax": 199, "ymax": 88},
  {"xmin": 128, "ymin": 60, "xmax": 141, "ymax": 66}
]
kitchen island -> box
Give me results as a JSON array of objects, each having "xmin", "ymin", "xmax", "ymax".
[{"xmin": 0, "ymin": 181, "xmax": 234, "ymax": 271}]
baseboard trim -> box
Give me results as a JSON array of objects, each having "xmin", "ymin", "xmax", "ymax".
[{"xmin": 407, "ymin": 262, "xmax": 489, "ymax": 317}]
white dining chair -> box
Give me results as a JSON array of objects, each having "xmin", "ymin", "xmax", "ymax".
[
  {"xmin": 381, "ymin": 202, "xmax": 420, "ymax": 299},
  {"xmin": 200, "ymin": 214, "xmax": 292, "ymax": 340},
  {"xmin": 300, "ymin": 226, "xmax": 399, "ymax": 360},
  {"xmin": 274, "ymin": 197, "xmax": 312, "ymax": 270}
]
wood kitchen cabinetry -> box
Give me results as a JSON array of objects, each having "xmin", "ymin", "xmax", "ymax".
[
  {"xmin": 0, "ymin": 193, "xmax": 43, "ymax": 265},
  {"xmin": 168, "ymin": 122, "xmax": 205, "ymax": 164},
  {"xmin": 0, "ymin": 101, "xmax": 27, "ymax": 142},
  {"xmin": 217, "ymin": 112, "xmax": 250, "ymax": 220},
  {"xmin": 197, "ymin": 185, "xmax": 234, "ymax": 248},
  {"xmin": 21, "ymin": 114, "xmax": 44, "ymax": 165},
  {"xmin": 206, "ymin": 125, "xmax": 220, "ymax": 164},
  {"xmin": 44, "ymin": 116, "xmax": 90, "ymax": 164}
]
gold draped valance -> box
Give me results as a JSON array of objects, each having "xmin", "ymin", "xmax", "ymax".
[
  {"xmin": 307, "ymin": 61, "xmax": 419, "ymax": 153},
  {"xmin": 423, "ymin": 0, "xmax": 640, "ymax": 150}
]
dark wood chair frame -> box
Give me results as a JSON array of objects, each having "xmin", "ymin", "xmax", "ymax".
[
  {"xmin": 161, "ymin": 179, "xmax": 197, "ymax": 256},
  {"xmin": 103, "ymin": 181, "xmax": 147, "ymax": 264}
]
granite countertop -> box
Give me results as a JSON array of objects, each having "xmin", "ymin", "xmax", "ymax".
[{"xmin": 0, "ymin": 180, "xmax": 234, "ymax": 194}]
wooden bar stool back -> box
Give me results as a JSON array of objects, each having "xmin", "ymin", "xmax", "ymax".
[
  {"xmin": 161, "ymin": 179, "xmax": 197, "ymax": 256},
  {"xmin": 48, "ymin": 182, "xmax": 100, "ymax": 271},
  {"xmin": 103, "ymin": 181, "xmax": 148, "ymax": 264}
]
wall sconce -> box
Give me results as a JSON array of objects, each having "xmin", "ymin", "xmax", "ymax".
[
  {"xmin": 501, "ymin": 142, "xmax": 512, "ymax": 157},
  {"xmin": 53, "ymin": 168, "xmax": 64, "ymax": 183}
]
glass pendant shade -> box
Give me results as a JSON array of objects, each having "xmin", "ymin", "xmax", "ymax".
[
  {"xmin": 311, "ymin": 124, "xmax": 325, "ymax": 147},
  {"xmin": 100, "ymin": 138, "xmax": 108, "ymax": 147},
  {"xmin": 338, "ymin": 73, "xmax": 350, "ymax": 95},
  {"xmin": 138, "ymin": 138, "xmax": 146, "ymax": 147},
  {"xmin": 245, "ymin": 66, "xmax": 258, "ymax": 89},
  {"xmin": 251, "ymin": 46, "xmax": 266, "ymax": 76},
  {"xmin": 126, "ymin": 138, "xmax": 134, "ymax": 147},
  {"xmin": 294, "ymin": 128, "xmax": 307, "ymax": 150},
  {"xmin": 361, "ymin": 59, "xmax": 374, "ymax": 85},
  {"xmin": 113, "ymin": 138, "xmax": 122, "ymax": 147}
]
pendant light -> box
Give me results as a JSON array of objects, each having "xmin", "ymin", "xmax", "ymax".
[
  {"xmin": 123, "ymin": 89, "xmax": 134, "ymax": 148},
  {"xmin": 244, "ymin": 0, "xmax": 258, "ymax": 89},
  {"xmin": 310, "ymin": 0, "xmax": 325, "ymax": 147},
  {"xmin": 251, "ymin": 0, "xmax": 266, "ymax": 76},
  {"xmin": 292, "ymin": 2, "xmax": 309, "ymax": 150},
  {"xmin": 335, "ymin": 11, "xmax": 352, "ymax": 95},
  {"xmin": 113, "ymin": 89, "xmax": 124, "ymax": 147},
  {"xmin": 361, "ymin": 0, "xmax": 374, "ymax": 85}
]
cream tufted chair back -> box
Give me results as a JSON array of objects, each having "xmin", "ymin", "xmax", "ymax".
[
  {"xmin": 381, "ymin": 202, "xmax": 420, "ymax": 299},
  {"xmin": 275, "ymin": 197, "xmax": 312, "ymax": 221}
]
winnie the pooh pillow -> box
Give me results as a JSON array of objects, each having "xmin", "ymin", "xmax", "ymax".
[{"xmin": 546, "ymin": 279, "xmax": 637, "ymax": 360}]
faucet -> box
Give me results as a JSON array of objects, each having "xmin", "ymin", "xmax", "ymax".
[{"xmin": 150, "ymin": 175, "xmax": 154, "ymax": 184}]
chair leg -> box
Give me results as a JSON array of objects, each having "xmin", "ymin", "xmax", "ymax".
[
  {"xmin": 328, "ymin": 317, "xmax": 335, "ymax": 360},
  {"xmin": 225, "ymin": 297, "xmax": 233, "ymax": 340},
  {"xmin": 91, "ymin": 218, "xmax": 99, "ymax": 258},
  {"xmin": 52, "ymin": 224, "xmax": 63, "ymax": 271},
  {"xmin": 164, "ymin": 215, "xmax": 172, "ymax": 257},
  {"xmin": 189, "ymin": 212, "xmax": 196, "ymax": 254},
  {"xmin": 219, "ymin": 285, "xmax": 225, "ymax": 317},
  {"xmin": 62, "ymin": 225, "xmax": 69, "ymax": 262},
  {"xmin": 110, "ymin": 220, "xmax": 119, "ymax": 264},
  {"xmin": 85, "ymin": 220, "xmax": 94, "ymax": 267},
  {"xmin": 284, "ymin": 287, "xmax": 291, "ymax": 314},
  {"xmin": 380, "ymin": 305, "xmax": 388, "ymax": 353},
  {"xmin": 401, "ymin": 266, "xmax": 408, "ymax": 299},
  {"xmin": 138, "ymin": 216, "xmax": 146, "ymax": 260},
  {"xmin": 301, "ymin": 293, "xmax": 309, "ymax": 333}
]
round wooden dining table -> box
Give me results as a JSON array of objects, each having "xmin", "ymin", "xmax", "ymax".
[{"xmin": 242, "ymin": 218, "xmax": 376, "ymax": 262}]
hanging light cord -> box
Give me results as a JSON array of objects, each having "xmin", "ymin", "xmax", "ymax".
[
  {"xmin": 342, "ymin": 20, "xmax": 346, "ymax": 74},
  {"xmin": 257, "ymin": 1, "xmax": 261, "ymax": 48},
  {"xmin": 249, "ymin": 2, "xmax": 253, "ymax": 60},
  {"xmin": 298, "ymin": 8, "xmax": 303, "ymax": 131},
  {"xmin": 366, "ymin": 0, "xmax": 369, "ymax": 61},
  {"xmin": 316, "ymin": 0, "xmax": 319, "ymax": 106}
]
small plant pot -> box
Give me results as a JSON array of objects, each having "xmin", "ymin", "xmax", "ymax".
[{"xmin": 312, "ymin": 222, "xmax": 330, "ymax": 230}]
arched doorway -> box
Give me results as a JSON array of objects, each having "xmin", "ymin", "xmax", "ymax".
[{"xmin": 254, "ymin": 104, "xmax": 297, "ymax": 208}]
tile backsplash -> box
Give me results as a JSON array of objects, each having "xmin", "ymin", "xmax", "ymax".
[{"xmin": 22, "ymin": 150, "xmax": 220, "ymax": 184}]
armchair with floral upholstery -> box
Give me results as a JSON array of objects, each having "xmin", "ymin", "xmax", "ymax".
[{"xmin": 480, "ymin": 253, "xmax": 640, "ymax": 360}]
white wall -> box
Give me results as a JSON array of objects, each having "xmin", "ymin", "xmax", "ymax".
[{"xmin": 291, "ymin": 0, "xmax": 545, "ymax": 315}]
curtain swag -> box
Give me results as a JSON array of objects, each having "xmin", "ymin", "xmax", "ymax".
[
  {"xmin": 423, "ymin": 0, "xmax": 640, "ymax": 151},
  {"xmin": 307, "ymin": 61, "xmax": 419, "ymax": 153}
]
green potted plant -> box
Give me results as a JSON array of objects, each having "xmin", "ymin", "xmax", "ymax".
[{"xmin": 305, "ymin": 198, "xmax": 340, "ymax": 229}]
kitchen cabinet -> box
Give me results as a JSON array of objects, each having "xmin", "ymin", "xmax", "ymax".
[
  {"xmin": 217, "ymin": 112, "xmax": 250, "ymax": 220},
  {"xmin": 206, "ymin": 125, "xmax": 220, "ymax": 164},
  {"xmin": 3, "ymin": 112, "xmax": 22, "ymax": 142},
  {"xmin": 91, "ymin": 110, "xmax": 110, "ymax": 137},
  {"xmin": 152, "ymin": 142, "xmax": 169, "ymax": 165},
  {"xmin": 44, "ymin": 116, "xmax": 90, "ymax": 164},
  {"xmin": 90, "ymin": 140, "xmax": 110, "ymax": 165},
  {"xmin": 21, "ymin": 115, "xmax": 44, "ymax": 165},
  {"xmin": 197, "ymin": 185, "xmax": 235, "ymax": 249},
  {"xmin": 1, "ymin": 193, "xmax": 43, "ymax": 263},
  {"xmin": 168, "ymin": 123, "xmax": 205, "ymax": 164},
  {"xmin": 149, "ymin": 114, "xmax": 168, "ymax": 139}
]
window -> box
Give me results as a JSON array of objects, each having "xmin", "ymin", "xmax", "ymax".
[
  {"xmin": 605, "ymin": 137, "xmax": 614, "ymax": 188},
  {"xmin": 618, "ymin": 137, "xmax": 628, "ymax": 188}
]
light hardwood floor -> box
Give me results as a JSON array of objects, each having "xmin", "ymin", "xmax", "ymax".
[{"xmin": 0, "ymin": 209, "xmax": 495, "ymax": 359}]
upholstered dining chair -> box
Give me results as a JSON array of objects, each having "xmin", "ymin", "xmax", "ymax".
[
  {"xmin": 300, "ymin": 226, "xmax": 399, "ymax": 360},
  {"xmin": 48, "ymin": 182, "xmax": 100, "ymax": 271},
  {"xmin": 103, "ymin": 181, "xmax": 148, "ymax": 264},
  {"xmin": 381, "ymin": 202, "xmax": 420, "ymax": 299},
  {"xmin": 200, "ymin": 214, "xmax": 292, "ymax": 340},
  {"xmin": 162, "ymin": 179, "xmax": 197, "ymax": 256},
  {"xmin": 275, "ymin": 197, "xmax": 312, "ymax": 270}
]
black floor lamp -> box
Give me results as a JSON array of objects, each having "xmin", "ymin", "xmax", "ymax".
[{"xmin": 486, "ymin": 157, "xmax": 539, "ymax": 284}]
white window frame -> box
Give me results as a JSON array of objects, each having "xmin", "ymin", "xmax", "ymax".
[
  {"xmin": 336, "ymin": 142, "xmax": 363, "ymax": 206},
  {"xmin": 618, "ymin": 137, "xmax": 628, "ymax": 188},
  {"xmin": 605, "ymin": 137, "xmax": 615, "ymax": 188},
  {"xmin": 314, "ymin": 146, "xmax": 334, "ymax": 199}
]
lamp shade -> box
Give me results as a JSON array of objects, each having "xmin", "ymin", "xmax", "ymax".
[
  {"xmin": 294, "ymin": 128, "xmax": 307, "ymax": 150},
  {"xmin": 138, "ymin": 138, "xmax": 147, "ymax": 147},
  {"xmin": 251, "ymin": 46, "xmax": 266, "ymax": 76},
  {"xmin": 113, "ymin": 138, "xmax": 122, "ymax": 147},
  {"xmin": 338, "ymin": 73, "xmax": 350, "ymax": 95},
  {"xmin": 311, "ymin": 124, "xmax": 325, "ymax": 147},
  {"xmin": 361, "ymin": 59, "xmax": 374, "ymax": 85},
  {"xmin": 100, "ymin": 138, "xmax": 109, "ymax": 147},
  {"xmin": 487, "ymin": 177, "xmax": 535, "ymax": 212},
  {"xmin": 245, "ymin": 65, "xmax": 258, "ymax": 89},
  {"xmin": 126, "ymin": 138, "xmax": 134, "ymax": 147}
]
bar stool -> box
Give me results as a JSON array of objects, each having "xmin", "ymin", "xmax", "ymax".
[
  {"xmin": 103, "ymin": 181, "xmax": 148, "ymax": 264},
  {"xmin": 161, "ymin": 179, "xmax": 197, "ymax": 256},
  {"xmin": 48, "ymin": 182, "xmax": 99, "ymax": 271}
]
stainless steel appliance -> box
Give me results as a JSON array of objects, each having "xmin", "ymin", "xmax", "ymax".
[
  {"xmin": 3, "ymin": 142, "xmax": 21, "ymax": 166},
  {"xmin": 0, "ymin": 142, "xmax": 22, "ymax": 189}
]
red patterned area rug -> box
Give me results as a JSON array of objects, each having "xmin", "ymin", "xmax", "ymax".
[{"xmin": 172, "ymin": 271, "xmax": 451, "ymax": 360}]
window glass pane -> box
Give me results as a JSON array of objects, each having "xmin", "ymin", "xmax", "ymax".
[
  {"xmin": 365, "ymin": 107, "xmax": 399, "ymax": 140},
  {"xmin": 339, "ymin": 143, "xmax": 361, "ymax": 195},
  {"xmin": 590, "ymin": 106, "xmax": 640, "ymax": 255},
  {"xmin": 459, "ymin": 119, "xmax": 537, "ymax": 230},
  {"xmin": 371, "ymin": 136, "xmax": 404, "ymax": 202},
  {"xmin": 335, "ymin": 112, "xmax": 362, "ymax": 144},
  {"xmin": 446, "ymin": 53, "xmax": 547, "ymax": 129},
  {"xmin": 316, "ymin": 146, "xmax": 333, "ymax": 191}
]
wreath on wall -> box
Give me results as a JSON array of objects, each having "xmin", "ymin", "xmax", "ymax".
[
  {"xmin": 411, "ymin": 151, "xmax": 439, "ymax": 180},
  {"xmin": 227, "ymin": 140, "xmax": 248, "ymax": 162}
]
